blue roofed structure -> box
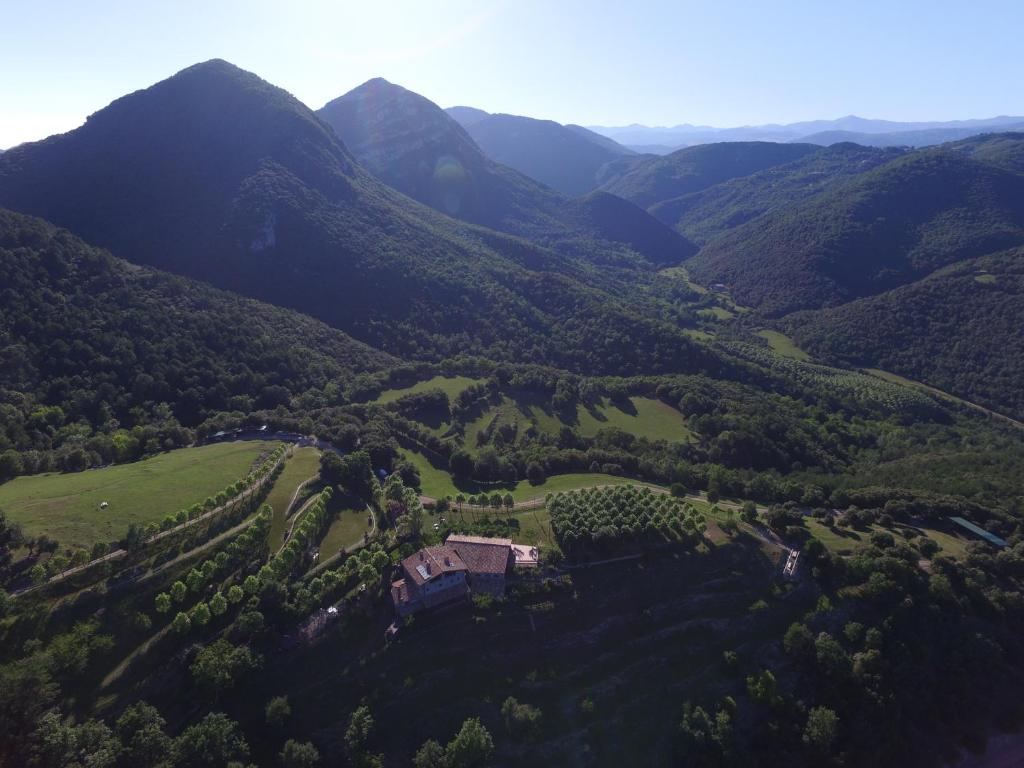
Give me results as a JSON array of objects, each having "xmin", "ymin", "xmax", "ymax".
[{"xmin": 950, "ymin": 517, "xmax": 1008, "ymax": 548}]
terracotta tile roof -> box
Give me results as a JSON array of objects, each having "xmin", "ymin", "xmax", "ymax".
[
  {"xmin": 447, "ymin": 534, "xmax": 513, "ymax": 547},
  {"xmin": 446, "ymin": 536, "xmax": 512, "ymax": 575},
  {"xmin": 401, "ymin": 545, "xmax": 467, "ymax": 587}
]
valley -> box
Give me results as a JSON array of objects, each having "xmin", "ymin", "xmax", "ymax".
[{"xmin": 0, "ymin": 45, "xmax": 1021, "ymax": 768}]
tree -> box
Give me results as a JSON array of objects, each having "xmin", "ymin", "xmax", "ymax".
[
  {"xmin": 741, "ymin": 500, "xmax": 758, "ymax": 524},
  {"xmin": 803, "ymin": 706, "xmax": 839, "ymax": 753},
  {"xmin": 502, "ymin": 493, "xmax": 514, "ymax": 513},
  {"xmin": 345, "ymin": 704, "xmax": 374, "ymax": 756},
  {"xmin": 170, "ymin": 580, "xmax": 188, "ymax": 603},
  {"xmin": 746, "ymin": 669, "xmax": 777, "ymax": 705},
  {"xmin": 526, "ymin": 461, "xmax": 546, "ymax": 485},
  {"xmin": 397, "ymin": 492, "xmax": 425, "ymax": 541},
  {"xmin": 209, "ymin": 592, "xmax": 228, "ymax": 616},
  {"xmin": 266, "ymin": 695, "xmax": 291, "ymax": 727},
  {"xmin": 29, "ymin": 563, "xmax": 47, "ymax": 585},
  {"xmin": 243, "ymin": 574, "xmax": 260, "ymax": 595},
  {"xmin": 190, "ymin": 639, "xmax": 259, "ymax": 699},
  {"xmin": 236, "ymin": 609, "xmax": 265, "ymax": 638},
  {"xmin": 227, "ymin": 584, "xmax": 245, "ymax": 604},
  {"xmin": 152, "ymin": 593, "xmax": 171, "ymax": 618},
  {"xmin": 413, "ymin": 739, "xmax": 446, "ymax": 768},
  {"xmin": 174, "ymin": 712, "xmax": 249, "ymax": 768},
  {"xmin": 33, "ymin": 712, "xmax": 120, "ymax": 768},
  {"xmin": 115, "ymin": 702, "xmax": 172, "ymax": 768},
  {"xmin": 783, "ymin": 622, "xmax": 815, "ymax": 658},
  {"xmin": 280, "ymin": 739, "xmax": 320, "ymax": 768},
  {"xmin": 172, "ymin": 612, "xmax": 191, "ymax": 635},
  {"xmin": 445, "ymin": 717, "xmax": 494, "ymax": 768},
  {"xmin": 501, "ymin": 696, "xmax": 542, "ymax": 737},
  {"xmin": 450, "ymin": 449, "xmax": 474, "ymax": 478},
  {"xmin": 190, "ymin": 602, "xmax": 211, "ymax": 627}
]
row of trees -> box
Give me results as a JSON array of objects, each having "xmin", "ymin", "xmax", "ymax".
[
  {"xmin": 155, "ymin": 505, "xmax": 273, "ymax": 631},
  {"xmin": 549, "ymin": 485, "xmax": 706, "ymax": 555},
  {"xmin": 150, "ymin": 443, "xmax": 287, "ymax": 536}
]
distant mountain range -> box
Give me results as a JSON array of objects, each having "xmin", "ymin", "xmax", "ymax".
[{"xmin": 588, "ymin": 115, "xmax": 1024, "ymax": 153}]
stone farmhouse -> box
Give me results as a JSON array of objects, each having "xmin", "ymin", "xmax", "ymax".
[{"xmin": 391, "ymin": 535, "xmax": 538, "ymax": 617}]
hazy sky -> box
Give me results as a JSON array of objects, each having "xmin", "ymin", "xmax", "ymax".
[{"xmin": 2, "ymin": 0, "xmax": 1022, "ymax": 147}]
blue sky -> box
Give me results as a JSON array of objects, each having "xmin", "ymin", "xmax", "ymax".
[{"xmin": 2, "ymin": 0, "xmax": 1022, "ymax": 147}]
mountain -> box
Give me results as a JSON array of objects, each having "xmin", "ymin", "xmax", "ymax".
[
  {"xmin": 799, "ymin": 125, "xmax": 1024, "ymax": 148},
  {"xmin": 0, "ymin": 60, "xmax": 711, "ymax": 375},
  {"xmin": 787, "ymin": 247, "xmax": 1024, "ymax": 420},
  {"xmin": 0, "ymin": 207, "xmax": 393, "ymax": 462},
  {"xmin": 448, "ymin": 109, "xmax": 634, "ymax": 196},
  {"xmin": 949, "ymin": 131, "xmax": 1024, "ymax": 174},
  {"xmin": 317, "ymin": 78, "xmax": 691, "ymax": 264},
  {"xmin": 600, "ymin": 141, "xmax": 819, "ymax": 210},
  {"xmin": 589, "ymin": 115, "xmax": 1024, "ymax": 150},
  {"xmin": 445, "ymin": 105, "xmax": 490, "ymax": 127},
  {"xmin": 651, "ymin": 143, "xmax": 903, "ymax": 244},
  {"xmin": 686, "ymin": 141, "xmax": 1024, "ymax": 315}
]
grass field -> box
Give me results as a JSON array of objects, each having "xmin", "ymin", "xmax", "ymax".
[
  {"xmin": 574, "ymin": 397, "xmax": 693, "ymax": 442},
  {"xmin": 374, "ymin": 375, "xmax": 481, "ymax": 405},
  {"xmin": 462, "ymin": 395, "xmax": 692, "ymax": 452},
  {"xmin": 403, "ymin": 449, "xmax": 654, "ymax": 502},
  {"xmin": 265, "ymin": 447, "xmax": 321, "ymax": 550},
  {"xmin": 805, "ymin": 518, "xmax": 970, "ymax": 559},
  {"xmin": 757, "ymin": 329, "xmax": 811, "ymax": 361},
  {"xmin": 697, "ymin": 306, "xmax": 735, "ymax": 321},
  {"xmin": 0, "ymin": 441, "xmax": 278, "ymax": 549},
  {"xmin": 318, "ymin": 507, "xmax": 372, "ymax": 557}
]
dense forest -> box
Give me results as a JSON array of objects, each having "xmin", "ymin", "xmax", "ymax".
[
  {"xmin": 0, "ymin": 209, "xmax": 391, "ymax": 472},
  {"xmin": 788, "ymin": 247, "xmax": 1024, "ymax": 420},
  {"xmin": 686, "ymin": 144, "xmax": 1024, "ymax": 314}
]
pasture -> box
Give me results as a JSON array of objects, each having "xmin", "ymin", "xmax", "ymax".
[
  {"xmin": 462, "ymin": 394, "xmax": 692, "ymax": 452},
  {"xmin": 265, "ymin": 446, "xmax": 322, "ymax": 549},
  {"xmin": 401, "ymin": 448, "xmax": 653, "ymax": 503},
  {"xmin": 373, "ymin": 375, "xmax": 481, "ymax": 405},
  {"xmin": 317, "ymin": 507, "xmax": 373, "ymax": 558},
  {"xmin": 0, "ymin": 441, "xmax": 278, "ymax": 549},
  {"xmin": 757, "ymin": 329, "xmax": 811, "ymax": 361}
]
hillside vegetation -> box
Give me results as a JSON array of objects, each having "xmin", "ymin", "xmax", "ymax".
[
  {"xmin": 451, "ymin": 109, "xmax": 633, "ymax": 196},
  {"xmin": 318, "ymin": 78, "xmax": 692, "ymax": 266},
  {"xmin": 0, "ymin": 209, "xmax": 390, "ymax": 470},
  {"xmin": 787, "ymin": 247, "xmax": 1024, "ymax": 419},
  {"xmin": 0, "ymin": 61, "xmax": 711, "ymax": 374},
  {"xmin": 688, "ymin": 145, "xmax": 1024, "ymax": 314},
  {"xmin": 601, "ymin": 141, "xmax": 818, "ymax": 209}
]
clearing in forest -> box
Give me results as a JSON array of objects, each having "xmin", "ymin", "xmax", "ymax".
[{"xmin": 0, "ymin": 441, "xmax": 279, "ymax": 549}]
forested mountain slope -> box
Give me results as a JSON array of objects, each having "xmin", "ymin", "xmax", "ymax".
[
  {"xmin": 787, "ymin": 247, "xmax": 1024, "ymax": 420},
  {"xmin": 600, "ymin": 141, "xmax": 819, "ymax": 210},
  {"xmin": 687, "ymin": 144, "xmax": 1024, "ymax": 314},
  {"xmin": 652, "ymin": 143, "xmax": 902, "ymax": 244},
  {"xmin": 318, "ymin": 78, "xmax": 693, "ymax": 264},
  {"xmin": 0, "ymin": 208, "xmax": 393, "ymax": 467},
  {"xmin": 452, "ymin": 110, "xmax": 634, "ymax": 196},
  {"xmin": 0, "ymin": 60, "xmax": 710, "ymax": 374}
]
